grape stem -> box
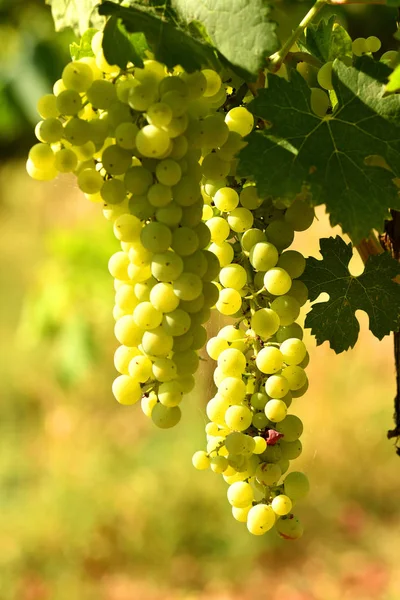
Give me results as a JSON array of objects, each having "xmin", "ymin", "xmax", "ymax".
[{"xmin": 268, "ymin": 0, "xmax": 328, "ymax": 72}]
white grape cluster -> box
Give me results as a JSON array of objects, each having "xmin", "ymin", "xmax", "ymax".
[
  {"xmin": 27, "ymin": 31, "xmax": 243, "ymax": 428},
  {"xmin": 193, "ymin": 141, "xmax": 314, "ymax": 536}
]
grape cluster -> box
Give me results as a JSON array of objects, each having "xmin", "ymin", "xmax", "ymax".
[
  {"xmin": 189, "ymin": 104, "xmax": 313, "ymax": 536},
  {"xmin": 28, "ymin": 27, "xmax": 313, "ymax": 538}
]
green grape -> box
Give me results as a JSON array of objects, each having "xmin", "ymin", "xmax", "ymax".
[
  {"xmin": 173, "ymin": 331, "xmax": 194, "ymax": 352},
  {"xmin": 276, "ymin": 515, "xmax": 303, "ymax": 540},
  {"xmin": 162, "ymin": 308, "xmax": 191, "ymax": 336},
  {"xmin": 129, "ymin": 195, "xmax": 155, "ymax": 220},
  {"xmin": 112, "ymin": 374, "xmax": 142, "ymax": 405},
  {"xmin": 62, "ymin": 61, "xmax": 94, "ymax": 92},
  {"xmin": 173, "ymin": 175, "xmax": 200, "ymax": 206},
  {"xmin": 100, "ymin": 178, "xmax": 126, "ymax": 205},
  {"xmin": 285, "ymin": 199, "xmax": 315, "ymax": 231},
  {"xmin": 281, "ymin": 365, "xmax": 307, "ymax": 390},
  {"xmin": 147, "ymin": 183, "xmax": 172, "ymax": 208},
  {"xmin": 136, "ymin": 124, "xmax": 171, "ymax": 157},
  {"xmin": 128, "ymin": 81, "xmax": 157, "ymax": 111},
  {"xmin": 151, "ymin": 403, "xmax": 181, "ymax": 428},
  {"xmin": 115, "ymin": 122, "xmax": 139, "ymax": 150},
  {"xmin": 150, "ymin": 282, "xmax": 179, "ymax": 312},
  {"xmin": 287, "ymin": 280, "xmax": 308, "ymax": 306},
  {"xmin": 265, "ymin": 219, "xmax": 294, "ymax": 250},
  {"xmin": 89, "ymin": 118, "xmax": 109, "ymax": 144},
  {"xmin": 56, "ymin": 89, "xmax": 82, "ymax": 115},
  {"xmin": 133, "ymin": 301, "xmax": 163, "ymax": 329},
  {"xmin": 203, "ymin": 178, "xmax": 225, "ymax": 197},
  {"xmin": 113, "ymin": 214, "xmax": 142, "ymax": 242},
  {"xmin": 206, "ymin": 216, "xmax": 231, "ymax": 243},
  {"xmin": 180, "ymin": 70, "xmax": 207, "ymax": 98},
  {"xmin": 180, "ymin": 294, "xmax": 204, "ymax": 314},
  {"xmin": 256, "ymin": 347, "xmax": 284, "ymax": 374},
  {"xmin": 206, "ymin": 336, "xmax": 229, "ymax": 360},
  {"xmin": 276, "ymin": 415, "xmax": 303, "ymax": 442},
  {"xmin": 155, "ymin": 159, "xmax": 181, "ymax": 186},
  {"xmin": 169, "ymin": 135, "xmax": 188, "ymax": 160},
  {"xmin": 178, "ymin": 375, "xmax": 195, "ymax": 393},
  {"xmin": 134, "ymin": 278, "xmax": 156, "ymax": 302},
  {"xmin": 310, "ymin": 87, "xmax": 330, "ymax": 118},
  {"xmin": 317, "ymin": 61, "xmax": 333, "ymax": 91},
  {"xmin": 264, "ymin": 399, "xmax": 287, "ymax": 422},
  {"xmin": 173, "ymin": 350, "xmax": 199, "ymax": 375},
  {"xmin": 114, "ymin": 314, "xmax": 143, "ymax": 347},
  {"xmin": 264, "ymin": 374, "xmax": 290, "ymax": 399},
  {"xmin": 102, "ymin": 145, "xmax": 132, "ymax": 175},
  {"xmin": 64, "ymin": 117, "xmax": 91, "ymax": 145},
  {"xmin": 246, "ymin": 504, "xmax": 276, "ymax": 535},
  {"xmin": 250, "ymin": 392, "xmax": 269, "ymax": 410},
  {"xmin": 161, "ymin": 90, "xmax": 188, "ymax": 117},
  {"xmin": 36, "ymin": 118, "xmax": 64, "ymax": 143},
  {"xmin": 225, "ymin": 405, "xmax": 252, "ymax": 431},
  {"xmin": 77, "ymin": 168, "xmax": 103, "ymax": 194},
  {"xmin": 213, "ymin": 187, "xmax": 239, "ymax": 212},
  {"xmin": 173, "ymin": 272, "xmax": 202, "ymax": 301},
  {"xmin": 206, "ymin": 394, "xmax": 230, "ymax": 425},
  {"xmin": 29, "ymin": 143, "xmax": 55, "ymax": 169},
  {"xmin": 202, "ymin": 153, "xmax": 230, "ymax": 179},
  {"xmin": 209, "ymin": 455, "xmax": 228, "ymax": 473},
  {"xmin": 253, "ymin": 436, "xmax": 267, "ymax": 454},
  {"xmin": 128, "ymin": 354, "xmax": 153, "ymax": 382},
  {"xmin": 255, "ymin": 462, "xmax": 281, "ymax": 485},
  {"xmin": 140, "ymin": 222, "xmax": 172, "ymax": 252},
  {"xmin": 264, "ymin": 267, "xmax": 292, "ymax": 296},
  {"xmin": 251, "ymin": 308, "xmax": 280, "ymax": 339},
  {"xmin": 225, "ymin": 106, "xmax": 254, "ymax": 137},
  {"xmin": 124, "ymin": 166, "xmax": 153, "ymax": 195},
  {"xmin": 240, "ymin": 185, "xmax": 263, "ymax": 209},
  {"xmin": 380, "ymin": 50, "xmax": 400, "ymax": 68},
  {"xmin": 155, "ymin": 201, "xmax": 183, "ymax": 227},
  {"xmin": 183, "ymin": 251, "xmax": 208, "ymax": 278},
  {"xmin": 352, "ymin": 37, "xmax": 368, "ymax": 57},
  {"xmin": 171, "ymin": 227, "xmax": 199, "ymax": 256},
  {"xmin": 224, "ymin": 431, "xmax": 248, "ymax": 454},
  {"xmin": 142, "ymin": 327, "xmax": 173, "ymax": 357},
  {"xmin": 37, "ymin": 94, "xmax": 59, "ymax": 119},
  {"xmin": 201, "ymin": 251, "xmax": 219, "ymax": 282},
  {"xmin": 54, "ymin": 148, "xmax": 78, "ymax": 173},
  {"xmin": 216, "ymin": 287, "xmax": 242, "ymax": 315},
  {"xmin": 241, "ymin": 229, "xmax": 266, "ymax": 252},
  {"xmin": 158, "ymin": 381, "xmax": 183, "ymax": 407},
  {"xmin": 227, "ymin": 207, "xmax": 254, "ymax": 233},
  {"xmin": 280, "ymin": 440, "xmax": 302, "ymax": 460},
  {"xmin": 249, "ymin": 242, "xmax": 279, "ymax": 272},
  {"xmin": 227, "ymin": 481, "xmax": 253, "ymax": 508},
  {"xmin": 252, "ymin": 412, "xmax": 269, "ymax": 429},
  {"xmin": 192, "ymin": 450, "xmax": 210, "ymax": 470},
  {"xmin": 114, "ymin": 345, "xmax": 140, "ymax": 375},
  {"xmin": 146, "ymin": 102, "xmax": 173, "ymax": 127},
  {"xmin": 217, "ymin": 327, "xmax": 247, "ymax": 353},
  {"xmin": 108, "ymin": 251, "xmax": 129, "ymax": 279},
  {"xmin": 275, "ymin": 323, "xmax": 303, "ymax": 343},
  {"xmin": 190, "ymin": 325, "xmax": 207, "ymax": 350},
  {"xmin": 151, "ymin": 251, "xmax": 184, "ymax": 281},
  {"xmin": 219, "ymin": 264, "xmax": 247, "ymax": 290},
  {"xmin": 200, "ymin": 69, "xmax": 221, "ymax": 97},
  {"xmin": 277, "ymin": 250, "xmax": 306, "ymax": 279},
  {"xmin": 218, "ymin": 377, "xmax": 246, "ymax": 403},
  {"xmin": 270, "ymin": 296, "xmax": 300, "ymax": 326},
  {"xmin": 283, "ymin": 471, "xmax": 309, "ymax": 501},
  {"xmin": 209, "ymin": 241, "xmax": 234, "ymax": 267},
  {"xmin": 280, "ymin": 338, "xmax": 307, "ymax": 365},
  {"xmin": 271, "ymin": 494, "xmax": 292, "ymax": 516},
  {"xmin": 107, "ymin": 101, "xmax": 133, "ymax": 128},
  {"xmin": 86, "ymin": 79, "xmax": 117, "ymax": 109}
]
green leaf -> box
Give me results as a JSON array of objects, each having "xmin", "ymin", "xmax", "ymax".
[
  {"xmin": 238, "ymin": 57, "xmax": 400, "ymax": 242},
  {"xmin": 102, "ymin": 16, "xmax": 148, "ymax": 69},
  {"xmin": 170, "ymin": 0, "xmax": 278, "ymax": 79},
  {"xmin": 98, "ymin": 2, "xmax": 220, "ymax": 72},
  {"xmin": 45, "ymin": 0, "xmax": 106, "ymax": 35},
  {"xmin": 302, "ymin": 16, "xmax": 352, "ymax": 63},
  {"xmin": 69, "ymin": 28, "xmax": 96, "ymax": 61},
  {"xmin": 302, "ymin": 236, "xmax": 400, "ymax": 353},
  {"xmin": 386, "ymin": 64, "xmax": 400, "ymax": 92}
]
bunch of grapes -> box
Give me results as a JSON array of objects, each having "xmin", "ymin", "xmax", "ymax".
[{"xmin": 28, "ymin": 28, "xmax": 313, "ymax": 538}]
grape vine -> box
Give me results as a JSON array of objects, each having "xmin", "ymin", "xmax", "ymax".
[{"xmin": 27, "ymin": 0, "xmax": 400, "ymax": 538}]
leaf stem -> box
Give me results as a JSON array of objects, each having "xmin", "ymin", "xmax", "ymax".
[{"xmin": 268, "ymin": 0, "xmax": 327, "ymax": 72}]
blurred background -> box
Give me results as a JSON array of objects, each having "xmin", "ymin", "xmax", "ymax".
[{"xmin": 0, "ymin": 1, "xmax": 399, "ymax": 599}]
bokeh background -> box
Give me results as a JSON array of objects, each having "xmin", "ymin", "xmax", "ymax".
[{"xmin": 1, "ymin": 1, "xmax": 400, "ymax": 599}]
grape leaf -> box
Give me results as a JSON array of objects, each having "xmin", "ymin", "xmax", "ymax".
[
  {"xmin": 69, "ymin": 28, "xmax": 96, "ymax": 60},
  {"xmin": 102, "ymin": 16, "xmax": 148, "ymax": 69},
  {"xmin": 45, "ymin": 0, "xmax": 107, "ymax": 35},
  {"xmin": 98, "ymin": 2, "xmax": 220, "ymax": 72},
  {"xmin": 170, "ymin": 0, "xmax": 279, "ymax": 79},
  {"xmin": 302, "ymin": 16, "xmax": 352, "ymax": 62},
  {"xmin": 302, "ymin": 236, "xmax": 400, "ymax": 353},
  {"xmin": 386, "ymin": 64, "xmax": 400, "ymax": 92},
  {"xmin": 238, "ymin": 57, "xmax": 400, "ymax": 242}
]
